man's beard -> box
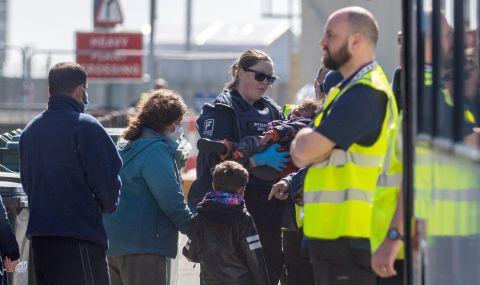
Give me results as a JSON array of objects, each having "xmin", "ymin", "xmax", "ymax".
[{"xmin": 322, "ymin": 41, "xmax": 351, "ymax": 71}]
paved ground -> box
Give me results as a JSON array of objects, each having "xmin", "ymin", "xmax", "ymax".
[{"xmin": 171, "ymin": 234, "xmax": 200, "ymax": 284}]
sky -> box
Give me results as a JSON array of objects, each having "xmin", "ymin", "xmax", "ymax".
[
  {"xmin": 5, "ymin": 0, "xmax": 298, "ymax": 77},
  {"xmin": 7, "ymin": 0, "xmax": 299, "ymax": 49}
]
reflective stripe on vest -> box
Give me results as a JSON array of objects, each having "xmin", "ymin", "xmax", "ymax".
[
  {"xmin": 429, "ymin": 157, "xmax": 479, "ymax": 237},
  {"xmin": 314, "ymin": 149, "xmax": 386, "ymax": 168},
  {"xmin": 304, "ymin": 63, "xmax": 398, "ymax": 240},
  {"xmin": 376, "ymin": 173, "xmax": 402, "ymax": 188},
  {"xmin": 432, "ymin": 188, "xmax": 480, "ymax": 201},
  {"xmin": 304, "ymin": 188, "xmax": 373, "ymax": 204}
]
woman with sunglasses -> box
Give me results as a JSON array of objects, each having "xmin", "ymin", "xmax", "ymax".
[{"xmin": 188, "ymin": 49, "xmax": 289, "ymax": 285}]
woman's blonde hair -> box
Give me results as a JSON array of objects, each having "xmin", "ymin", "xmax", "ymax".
[
  {"xmin": 122, "ymin": 89, "xmax": 187, "ymax": 141},
  {"xmin": 224, "ymin": 49, "xmax": 273, "ymax": 91}
]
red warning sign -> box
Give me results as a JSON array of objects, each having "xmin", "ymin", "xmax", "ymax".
[{"xmin": 76, "ymin": 32, "xmax": 143, "ymax": 80}]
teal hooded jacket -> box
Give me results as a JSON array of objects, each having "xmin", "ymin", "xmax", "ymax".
[{"xmin": 103, "ymin": 128, "xmax": 193, "ymax": 258}]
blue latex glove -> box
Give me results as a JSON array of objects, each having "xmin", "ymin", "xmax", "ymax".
[{"xmin": 252, "ymin": 144, "xmax": 290, "ymax": 171}]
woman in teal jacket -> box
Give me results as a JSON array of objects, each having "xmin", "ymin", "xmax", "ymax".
[{"xmin": 103, "ymin": 89, "xmax": 193, "ymax": 285}]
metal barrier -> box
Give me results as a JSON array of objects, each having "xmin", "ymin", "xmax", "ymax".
[{"xmin": 0, "ymin": 129, "xmax": 22, "ymax": 172}]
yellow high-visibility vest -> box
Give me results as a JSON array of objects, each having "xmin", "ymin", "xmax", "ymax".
[
  {"xmin": 424, "ymin": 144, "xmax": 479, "ymax": 238},
  {"xmin": 371, "ymin": 113, "xmax": 404, "ymax": 259},
  {"xmin": 281, "ymin": 103, "xmax": 304, "ymax": 230},
  {"xmin": 303, "ymin": 63, "xmax": 398, "ymax": 239},
  {"xmin": 422, "ymin": 69, "xmax": 478, "ymax": 238},
  {"xmin": 283, "ymin": 104, "xmax": 296, "ymax": 117}
]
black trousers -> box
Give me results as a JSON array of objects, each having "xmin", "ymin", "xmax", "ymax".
[
  {"xmin": 108, "ymin": 254, "xmax": 167, "ymax": 285},
  {"xmin": 283, "ymin": 230, "xmax": 315, "ymax": 285},
  {"xmin": 308, "ymin": 238, "xmax": 376, "ymax": 285},
  {"xmin": 245, "ymin": 190, "xmax": 283, "ymax": 285},
  {"xmin": 377, "ymin": 260, "xmax": 404, "ymax": 285},
  {"xmin": 31, "ymin": 236, "xmax": 110, "ymax": 285}
]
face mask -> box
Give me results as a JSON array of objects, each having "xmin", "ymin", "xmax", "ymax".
[
  {"xmin": 82, "ymin": 87, "xmax": 89, "ymax": 111},
  {"xmin": 166, "ymin": 124, "xmax": 182, "ymax": 142}
]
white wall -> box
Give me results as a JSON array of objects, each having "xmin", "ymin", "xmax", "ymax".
[{"xmin": 299, "ymin": 0, "xmax": 402, "ymax": 85}]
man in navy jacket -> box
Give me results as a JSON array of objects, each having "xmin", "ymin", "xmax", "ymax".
[{"xmin": 19, "ymin": 62, "xmax": 122, "ymax": 285}]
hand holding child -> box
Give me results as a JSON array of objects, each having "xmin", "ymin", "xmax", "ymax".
[{"xmin": 4, "ymin": 256, "xmax": 19, "ymax": 273}]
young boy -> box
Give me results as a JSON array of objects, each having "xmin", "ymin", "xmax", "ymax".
[
  {"xmin": 197, "ymin": 98, "xmax": 322, "ymax": 180},
  {"xmin": 182, "ymin": 161, "xmax": 270, "ymax": 285}
]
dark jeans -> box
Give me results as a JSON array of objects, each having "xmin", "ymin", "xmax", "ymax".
[
  {"xmin": 245, "ymin": 189, "xmax": 283, "ymax": 285},
  {"xmin": 308, "ymin": 238, "xmax": 376, "ymax": 285},
  {"xmin": 377, "ymin": 260, "xmax": 404, "ymax": 285},
  {"xmin": 283, "ymin": 230, "xmax": 315, "ymax": 285},
  {"xmin": 31, "ymin": 236, "xmax": 110, "ymax": 285},
  {"xmin": 108, "ymin": 254, "xmax": 167, "ymax": 285}
]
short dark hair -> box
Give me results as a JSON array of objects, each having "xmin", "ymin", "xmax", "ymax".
[
  {"xmin": 48, "ymin": 62, "xmax": 87, "ymax": 95},
  {"xmin": 212, "ymin": 161, "xmax": 249, "ymax": 194}
]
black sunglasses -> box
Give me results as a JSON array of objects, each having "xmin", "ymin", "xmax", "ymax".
[{"xmin": 244, "ymin": 68, "xmax": 277, "ymax": 84}]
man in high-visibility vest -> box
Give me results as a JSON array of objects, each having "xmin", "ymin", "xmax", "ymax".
[{"xmin": 290, "ymin": 6, "xmax": 398, "ymax": 285}]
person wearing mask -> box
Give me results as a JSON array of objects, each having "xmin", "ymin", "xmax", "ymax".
[
  {"xmin": 19, "ymin": 62, "xmax": 122, "ymax": 285},
  {"xmin": 103, "ymin": 89, "xmax": 193, "ymax": 285},
  {"xmin": 290, "ymin": 6, "xmax": 398, "ymax": 285},
  {"xmin": 188, "ymin": 49, "xmax": 289, "ymax": 284}
]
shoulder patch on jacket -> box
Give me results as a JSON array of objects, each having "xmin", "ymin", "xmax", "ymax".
[
  {"xmin": 246, "ymin": 234, "xmax": 262, "ymax": 250},
  {"xmin": 203, "ymin": 119, "xmax": 214, "ymax": 136}
]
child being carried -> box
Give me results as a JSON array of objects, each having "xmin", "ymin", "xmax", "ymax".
[{"xmin": 197, "ymin": 98, "xmax": 322, "ymax": 180}]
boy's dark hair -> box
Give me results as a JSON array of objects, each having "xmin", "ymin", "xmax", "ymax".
[
  {"xmin": 300, "ymin": 98, "xmax": 322, "ymax": 119},
  {"xmin": 48, "ymin": 62, "xmax": 87, "ymax": 95},
  {"xmin": 212, "ymin": 161, "xmax": 249, "ymax": 194}
]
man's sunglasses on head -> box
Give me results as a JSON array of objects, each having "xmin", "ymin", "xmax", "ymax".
[{"xmin": 244, "ymin": 68, "xmax": 277, "ymax": 84}]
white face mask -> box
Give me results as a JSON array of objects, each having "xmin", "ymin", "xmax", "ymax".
[
  {"xmin": 82, "ymin": 87, "xmax": 89, "ymax": 111},
  {"xmin": 166, "ymin": 124, "xmax": 182, "ymax": 142}
]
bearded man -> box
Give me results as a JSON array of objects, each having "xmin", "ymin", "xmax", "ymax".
[{"xmin": 290, "ymin": 6, "xmax": 399, "ymax": 285}]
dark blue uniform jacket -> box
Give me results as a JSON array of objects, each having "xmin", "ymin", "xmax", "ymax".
[
  {"xmin": 19, "ymin": 94, "xmax": 122, "ymax": 249},
  {"xmin": 188, "ymin": 90, "xmax": 283, "ymax": 212}
]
